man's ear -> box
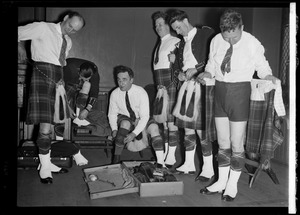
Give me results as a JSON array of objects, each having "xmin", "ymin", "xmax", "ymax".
[
  {"xmin": 183, "ymin": 18, "xmax": 189, "ymax": 25},
  {"xmin": 63, "ymin": 15, "xmax": 69, "ymax": 21}
]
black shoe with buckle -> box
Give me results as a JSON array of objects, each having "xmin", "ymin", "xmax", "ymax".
[
  {"xmin": 52, "ymin": 168, "xmax": 68, "ymax": 174},
  {"xmin": 40, "ymin": 177, "xmax": 53, "ymax": 184},
  {"xmin": 200, "ymin": 187, "xmax": 223, "ymax": 195},
  {"xmin": 221, "ymin": 194, "xmax": 235, "ymax": 202},
  {"xmin": 195, "ymin": 174, "xmax": 215, "ymax": 182}
]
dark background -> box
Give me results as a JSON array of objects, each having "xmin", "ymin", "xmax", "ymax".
[{"xmin": 17, "ymin": 5, "xmax": 286, "ymax": 91}]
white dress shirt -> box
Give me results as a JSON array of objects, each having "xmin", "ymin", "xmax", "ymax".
[
  {"xmin": 153, "ymin": 34, "xmax": 180, "ymax": 70},
  {"xmin": 18, "ymin": 22, "xmax": 72, "ymax": 66},
  {"xmin": 205, "ymin": 31, "xmax": 272, "ymax": 83},
  {"xmin": 108, "ymin": 84, "xmax": 150, "ymax": 136},
  {"xmin": 182, "ymin": 27, "xmax": 198, "ymax": 71}
]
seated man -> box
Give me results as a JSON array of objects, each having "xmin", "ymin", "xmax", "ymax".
[
  {"xmin": 55, "ymin": 58, "xmax": 110, "ymax": 165},
  {"xmin": 108, "ymin": 65, "xmax": 165, "ymax": 167}
]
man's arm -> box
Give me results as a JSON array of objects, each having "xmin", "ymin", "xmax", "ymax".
[{"xmin": 131, "ymin": 88, "xmax": 150, "ymax": 137}]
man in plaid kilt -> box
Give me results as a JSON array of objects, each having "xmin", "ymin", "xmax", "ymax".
[
  {"xmin": 168, "ymin": 9, "xmax": 216, "ymax": 180},
  {"xmin": 18, "ymin": 11, "xmax": 85, "ymax": 184},
  {"xmin": 198, "ymin": 9, "xmax": 279, "ymax": 201},
  {"xmin": 151, "ymin": 11, "xmax": 181, "ymax": 168}
]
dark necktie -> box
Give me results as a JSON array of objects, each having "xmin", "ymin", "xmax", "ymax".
[
  {"xmin": 220, "ymin": 43, "xmax": 233, "ymax": 74},
  {"xmin": 59, "ymin": 35, "xmax": 67, "ymax": 66},
  {"xmin": 154, "ymin": 40, "xmax": 161, "ymax": 64},
  {"xmin": 125, "ymin": 91, "xmax": 136, "ymax": 121}
]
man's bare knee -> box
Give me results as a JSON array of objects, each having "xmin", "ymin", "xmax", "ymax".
[{"xmin": 119, "ymin": 120, "xmax": 131, "ymax": 130}]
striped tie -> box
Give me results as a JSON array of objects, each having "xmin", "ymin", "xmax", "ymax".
[
  {"xmin": 125, "ymin": 91, "xmax": 136, "ymax": 121},
  {"xmin": 59, "ymin": 35, "xmax": 67, "ymax": 66},
  {"xmin": 220, "ymin": 44, "xmax": 233, "ymax": 75}
]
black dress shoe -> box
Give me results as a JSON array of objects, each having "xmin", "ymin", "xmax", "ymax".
[
  {"xmin": 52, "ymin": 168, "xmax": 68, "ymax": 174},
  {"xmin": 195, "ymin": 175, "xmax": 215, "ymax": 182},
  {"xmin": 221, "ymin": 194, "xmax": 235, "ymax": 202},
  {"xmin": 40, "ymin": 177, "xmax": 53, "ymax": 184},
  {"xmin": 199, "ymin": 187, "xmax": 223, "ymax": 195}
]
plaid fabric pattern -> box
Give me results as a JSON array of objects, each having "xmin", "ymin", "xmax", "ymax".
[
  {"xmin": 175, "ymin": 84, "xmax": 205, "ymax": 130},
  {"xmin": 117, "ymin": 114, "xmax": 158, "ymax": 135},
  {"xmin": 26, "ymin": 62, "xmax": 63, "ymax": 124},
  {"xmin": 245, "ymin": 89, "xmax": 284, "ymax": 159},
  {"xmin": 204, "ymin": 85, "xmax": 217, "ymax": 142},
  {"xmin": 154, "ymin": 69, "xmax": 177, "ymax": 122},
  {"xmin": 64, "ymin": 83, "xmax": 78, "ymax": 111}
]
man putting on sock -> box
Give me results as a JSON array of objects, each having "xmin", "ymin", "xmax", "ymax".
[{"xmin": 108, "ymin": 65, "xmax": 166, "ymax": 168}]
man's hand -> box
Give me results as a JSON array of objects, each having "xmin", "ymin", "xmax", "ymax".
[
  {"xmin": 111, "ymin": 130, "xmax": 118, "ymax": 139},
  {"xmin": 178, "ymin": 72, "xmax": 186, "ymax": 81},
  {"xmin": 78, "ymin": 109, "xmax": 89, "ymax": 120},
  {"xmin": 168, "ymin": 53, "xmax": 176, "ymax": 63},
  {"xmin": 264, "ymin": 74, "xmax": 279, "ymax": 84},
  {"xmin": 124, "ymin": 132, "xmax": 136, "ymax": 144},
  {"xmin": 185, "ymin": 68, "xmax": 197, "ymax": 80},
  {"xmin": 196, "ymin": 71, "xmax": 212, "ymax": 85}
]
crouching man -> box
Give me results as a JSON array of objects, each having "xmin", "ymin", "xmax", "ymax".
[{"xmin": 108, "ymin": 65, "xmax": 166, "ymax": 168}]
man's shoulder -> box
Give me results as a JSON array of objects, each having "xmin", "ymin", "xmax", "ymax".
[{"xmin": 132, "ymin": 84, "xmax": 147, "ymax": 94}]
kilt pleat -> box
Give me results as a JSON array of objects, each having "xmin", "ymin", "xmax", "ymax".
[
  {"xmin": 154, "ymin": 69, "xmax": 177, "ymax": 122},
  {"xmin": 26, "ymin": 62, "xmax": 63, "ymax": 124},
  {"xmin": 245, "ymin": 90, "xmax": 284, "ymax": 159},
  {"xmin": 175, "ymin": 83, "xmax": 205, "ymax": 130}
]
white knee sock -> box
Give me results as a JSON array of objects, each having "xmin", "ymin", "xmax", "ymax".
[
  {"xmin": 223, "ymin": 169, "xmax": 241, "ymax": 198},
  {"xmin": 155, "ymin": 150, "xmax": 165, "ymax": 167},
  {"xmin": 200, "ymin": 155, "xmax": 214, "ymax": 178},
  {"xmin": 165, "ymin": 145, "xmax": 177, "ymax": 165},
  {"xmin": 176, "ymin": 147, "xmax": 196, "ymax": 173},
  {"xmin": 73, "ymin": 150, "xmax": 88, "ymax": 166},
  {"xmin": 207, "ymin": 166, "xmax": 230, "ymax": 192},
  {"xmin": 38, "ymin": 152, "xmax": 52, "ymax": 179}
]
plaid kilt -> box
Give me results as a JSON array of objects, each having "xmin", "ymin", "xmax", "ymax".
[
  {"xmin": 204, "ymin": 85, "xmax": 217, "ymax": 142},
  {"xmin": 65, "ymin": 83, "xmax": 79, "ymax": 111},
  {"xmin": 26, "ymin": 62, "xmax": 63, "ymax": 124},
  {"xmin": 154, "ymin": 69, "xmax": 177, "ymax": 122},
  {"xmin": 245, "ymin": 89, "xmax": 284, "ymax": 159},
  {"xmin": 117, "ymin": 114, "xmax": 157, "ymax": 137},
  {"xmin": 175, "ymin": 83, "xmax": 205, "ymax": 130}
]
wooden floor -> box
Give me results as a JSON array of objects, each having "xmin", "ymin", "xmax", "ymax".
[{"xmin": 16, "ymin": 146, "xmax": 289, "ymax": 209}]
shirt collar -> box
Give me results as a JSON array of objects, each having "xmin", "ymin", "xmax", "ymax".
[
  {"xmin": 56, "ymin": 22, "xmax": 63, "ymax": 35},
  {"xmin": 184, "ymin": 27, "xmax": 197, "ymax": 42},
  {"xmin": 161, "ymin": 34, "xmax": 171, "ymax": 41}
]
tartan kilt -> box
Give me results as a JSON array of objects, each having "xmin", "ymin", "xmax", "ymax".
[
  {"xmin": 65, "ymin": 83, "xmax": 78, "ymax": 111},
  {"xmin": 26, "ymin": 62, "xmax": 63, "ymax": 124},
  {"xmin": 175, "ymin": 83, "xmax": 205, "ymax": 130},
  {"xmin": 245, "ymin": 90, "xmax": 284, "ymax": 159},
  {"xmin": 204, "ymin": 85, "xmax": 217, "ymax": 142},
  {"xmin": 166, "ymin": 83, "xmax": 177, "ymax": 121},
  {"xmin": 154, "ymin": 69, "xmax": 177, "ymax": 122}
]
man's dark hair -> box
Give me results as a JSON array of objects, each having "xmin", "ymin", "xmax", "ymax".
[
  {"xmin": 167, "ymin": 9, "xmax": 189, "ymax": 25},
  {"xmin": 114, "ymin": 65, "xmax": 134, "ymax": 79},
  {"xmin": 79, "ymin": 62, "xmax": 97, "ymax": 78},
  {"xmin": 152, "ymin": 11, "xmax": 168, "ymax": 23},
  {"xmin": 219, "ymin": 9, "xmax": 243, "ymax": 33}
]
